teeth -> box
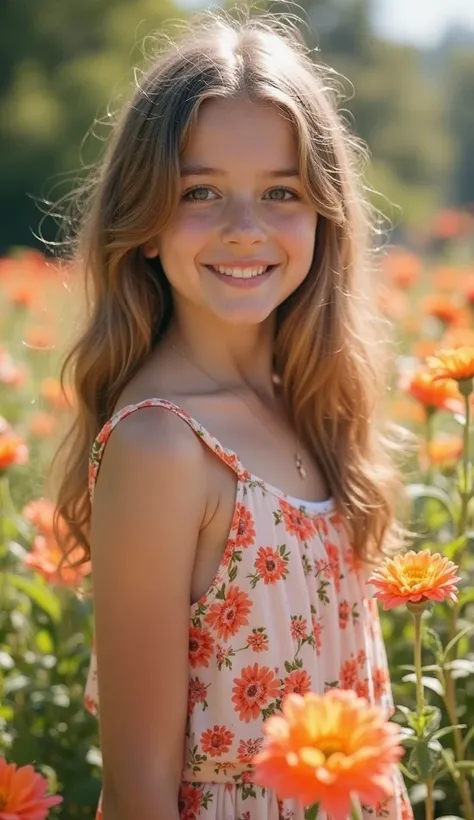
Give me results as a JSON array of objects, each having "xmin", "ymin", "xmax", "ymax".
[{"xmin": 213, "ymin": 265, "xmax": 269, "ymax": 278}]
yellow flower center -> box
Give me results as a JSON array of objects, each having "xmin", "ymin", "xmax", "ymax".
[{"xmin": 401, "ymin": 567, "xmax": 433, "ymax": 590}]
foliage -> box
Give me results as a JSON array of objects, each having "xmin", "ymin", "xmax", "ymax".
[
  {"xmin": 0, "ymin": 0, "xmax": 473, "ymax": 249},
  {"xmin": 1, "ymin": 217, "xmax": 474, "ymax": 816}
]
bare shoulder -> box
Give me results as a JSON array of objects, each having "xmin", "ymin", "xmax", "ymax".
[{"xmin": 89, "ymin": 401, "xmax": 207, "ymax": 801}]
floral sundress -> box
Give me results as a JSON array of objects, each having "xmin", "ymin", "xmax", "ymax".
[{"xmin": 84, "ymin": 398, "xmax": 413, "ymax": 820}]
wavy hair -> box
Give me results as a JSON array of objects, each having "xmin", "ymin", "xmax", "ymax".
[{"xmin": 51, "ymin": 8, "xmax": 407, "ymax": 573}]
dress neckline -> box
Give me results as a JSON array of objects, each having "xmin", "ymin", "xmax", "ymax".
[{"xmin": 93, "ymin": 398, "xmax": 336, "ymax": 515}]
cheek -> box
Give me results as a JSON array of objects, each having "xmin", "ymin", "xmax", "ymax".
[{"xmin": 275, "ymin": 211, "xmax": 317, "ymax": 259}]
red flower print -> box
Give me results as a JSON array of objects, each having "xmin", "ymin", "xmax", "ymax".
[
  {"xmin": 314, "ymin": 515, "xmax": 329, "ymax": 538},
  {"xmin": 205, "ymin": 586, "xmax": 252, "ymax": 641},
  {"xmin": 188, "ymin": 677, "xmax": 208, "ymax": 713},
  {"xmin": 283, "ymin": 669, "xmax": 312, "ymax": 697},
  {"xmin": 345, "ymin": 545, "xmax": 361, "ymax": 574},
  {"xmin": 247, "ymin": 629, "xmax": 269, "ymax": 653},
  {"xmin": 290, "ymin": 615, "xmax": 309, "ymax": 641},
  {"xmin": 357, "ymin": 649, "xmax": 367, "ymax": 667},
  {"xmin": 338, "ymin": 600, "xmax": 350, "ymax": 629},
  {"xmin": 372, "ymin": 666, "xmax": 389, "ymax": 698},
  {"xmin": 240, "ymin": 770, "xmax": 255, "ymax": 785},
  {"xmin": 326, "ymin": 543, "xmax": 341, "ymax": 592},
  {"xmin": 188, "ymin": 626, "xmax": 214, "ymax": 668},
  {"xmin": 314, "ymin": 557, "xmax": 332, "ymax": 579},
  {"xmin": 254, "ymin": 546, "xmax": 288, "ymax": 584},
  {"xmin": 340, "ymin": 658, "xmax": 358, "ymax": 689},
  {"xmin": 280, "ymin": 500, "xmax": 314, "ymax": 541},
  {"xmin": 231, "ymin": 503, "xmax": 256, "ymax": 549},
  {"xmin": 312, "ymin": 620, "xmax": 323, "ymax": 655},
  {"xmin": 237, "ymin": 737, "xmax": 263, "ymax": 762},
  {"xmin": 232, "ymin": 664, "xmax": 280, "ymax": 722},
  {"xmin": 178, "ymin": 782, "xmax": 203, "ymax": 820},
  {"xmin": 201, "ymin": 725, "xmax": 235, "ymax": 758},
  {"xmin": 355, "ymin": 678, "xmax": 370, "ymax": 700}
]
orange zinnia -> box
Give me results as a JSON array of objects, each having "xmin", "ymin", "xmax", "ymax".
[
  {"xmin": 0, "ymin": 756, "xmax": 62, "ymax": 818},
  {"xmin": 253, "ymin": 690, "xmax": 403, "ymax": 820},
  {"xmin": 423, "ymin": 435, "xmax": 463, "ymax": 466},
  {"xmin": 427, "ymin": 346, "xmax": 474, "ymax": 385},
  {"xmin": 399, "ymin": 369, "xmax": 463, "ymax": 414},
  {"xmin": 0, "ymin": 426, "xmax": 29, "ymax": 472},
  {"xmin": 22, "ymin": 498, "xmax": 91, "ymax": 586},
  {"xmin": 368, "ymin": 550, "xmax": 460, "ymax": 610},
  {"xmin": 422, "ymin": 294, "xmax": 462, "ymax": 326}
]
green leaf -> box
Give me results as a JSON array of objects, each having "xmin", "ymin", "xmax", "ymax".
[
  {"xmin": 462, "ymin": 724, "xmax": 474, "ymax": 753},
  {"xmin": 399, "ymin": 761, "xmax": 418, "ymax": 782},
  {"xmin": 6, "ymin": 573, "xmax": 61, "ymax": 622},
  {"xmin": 443, "ymin": 623, "xmax": 474, "ymax": 661},
  {"xmin": 458, "ymin": 588, "xmax": 474, "ymax": 609},
  {"xmin": 405, "ymin": 483, "xmax": 456, "ymax": 519},
  {"xmin": 401, "ymin": 672, "xmax": 445, "ymax": 697},
  {"xmin": 304, "ymin": 804, "xmax": 319, "ymax": 820},
  {"xmin": 430, "ymin": 724, "xmax": 466, "ymax": 742},
  {"xmin": 445, "ymin": 658, "xmax": 474, "ymax": 678},
  {"xmin": 443, "ymin": 536, "xmax": 467, "ymax": 561},
  {"xmin": 411, "ymin": 738, "xmax": 435, "ymax": 780}
]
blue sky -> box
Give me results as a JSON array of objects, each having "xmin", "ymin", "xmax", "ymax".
[
  {"xmin": 373, "ymin": 0, "xmax": 474, "ymax": 46},
  {"xmin": 177, "ymin": 0, "xmax": 474, "ymax": 47}
]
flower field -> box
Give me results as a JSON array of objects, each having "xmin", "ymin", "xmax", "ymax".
[{"xmin": 1, "ymin": 210, "xmax": 474, "ymax": 818}]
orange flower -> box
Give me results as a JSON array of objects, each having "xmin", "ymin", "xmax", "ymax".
[
  {"xmin": 23, "ymin": 534, "xmax": 90, "ymax": 587},
  {"xmin": 399, "ymin": 369, "xmax": 463, "ymax": 414},
  {"xmin": 40, "ymin": 377, "xmax": 75, "ymax": 410},
  {"xmin": 0, "ymin": 756, "xmax": 62, "ymax": 817},
  {"xmin": 423, "ymin": 435, "xmax": 463, "ymax": 466},
  {"xmin": 368, "ymin": 550, "xmax": 460, "ymax": 610},
  {"xmin": 427, "ymin": 346, "xmax": 474, "ymax": 384},
  {"xmin": 23, "ymin": 325, "xmax": 56, "ymax": 351},
  {"xmin": 22, "ymin": 498, "xmax": 91, "ymax": 586},
  {"xmin": 29, "ymin": 411, "xmax": 57, "ymax": 438},
  {"xmin": 443, "ymin": 327, "xmax": 474, "ymax": 349},
  {"xmin": 253, "ymin": 689, "xmax": 403, "ymax": 820},
  {"xmin": 0, "ymin": 426, "xmax": 29, "ymax": 472},
  {"xmin": 422, "ymin": 294, "xmax": 462, "ymax": 326},
  {"xmin": 381, "ymin": 249, "xmax": 421, "ymax": 290},
  {"xmin": 389, "ymin": 398, "xmax": 425, "ymax": 425}
]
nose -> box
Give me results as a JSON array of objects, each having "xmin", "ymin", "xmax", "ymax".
[{"xmin": 220, "ymin": 200, "xmax": 267, "ymax": 246}]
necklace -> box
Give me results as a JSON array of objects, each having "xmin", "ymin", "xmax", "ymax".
[{"xmin": 170, "ymin": 341, "xmax": 307, "ymax": 480}]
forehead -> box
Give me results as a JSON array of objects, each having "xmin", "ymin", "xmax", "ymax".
[{"xmin": 181, "ymin": 97, "xmax": 299, "ymax": 172}]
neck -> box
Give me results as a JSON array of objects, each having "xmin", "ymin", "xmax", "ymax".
[{"xmin": 164, "ymin": 312, "xmax": 277, "ymax": 399}]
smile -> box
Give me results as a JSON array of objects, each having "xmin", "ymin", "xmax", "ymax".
[
  {"xmin": 205, "ymin": 264, "xmax": 277, "ymax": 288},
  {"xmin": 206, "ymin": 264, "xmax": 275, "ymax": 279}
]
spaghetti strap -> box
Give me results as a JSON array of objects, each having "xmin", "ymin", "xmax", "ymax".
[{"xmin": 88, "ymin": 398, "xmax": 247, "ymax": 503}]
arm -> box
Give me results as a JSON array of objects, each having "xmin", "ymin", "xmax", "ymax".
[{"xmin": 90, "ymin": 407, "xmax": 207, "ymax": 819}]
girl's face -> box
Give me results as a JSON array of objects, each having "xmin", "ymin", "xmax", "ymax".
[{"xmin": 145, "ymin": 97, "xmax": 318, "ymax": 326}]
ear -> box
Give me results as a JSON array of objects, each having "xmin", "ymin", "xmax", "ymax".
[{"xmin": 142, "ymin": 240, "xmax": 159, "ymax": 259}]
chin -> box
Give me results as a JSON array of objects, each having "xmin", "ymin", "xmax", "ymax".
[{"xmin": 209, "ymin": 303, "xmax": 278, "ymax": 326}]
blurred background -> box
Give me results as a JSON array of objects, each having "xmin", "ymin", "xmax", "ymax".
[
  {"xmin": 1, "ymin": 2, "xmax": 474, "ymax": 818},
  {"xmin": 1, "ymin": 0, "xmax": 474, "ymax": 251}
]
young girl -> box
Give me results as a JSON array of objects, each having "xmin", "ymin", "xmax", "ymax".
[{"xmin": 53, "ymin": 10, "xmax": 413, "ymax": 820}]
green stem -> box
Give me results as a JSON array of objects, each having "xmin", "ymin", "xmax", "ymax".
[
  {"xmin": 413, "ymin": 610, "xmax": 424, "ymax": 714},
  {"xmin": 425, "ymin": 778, "xmax": 434, "ymax": 820},
  {"xmin": 443, "ymin": 668, "xmax": 474, "ymax": 820},
  {"xmin": 458, "ymin": 391, "xmax": 471, "ymax": 537},
  {"xmin": 425, "ymin": 409, "xmax": 435, "ymax": 484}
]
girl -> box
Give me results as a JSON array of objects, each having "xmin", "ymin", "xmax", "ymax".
[{"xmin": 53, "ymin": 10, "xmax": 413, "ymax": 820}]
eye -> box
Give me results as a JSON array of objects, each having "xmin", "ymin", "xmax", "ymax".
[
  {"xmin": 263, "ymin": 187, "xmax": 299, "ymax": 202},
  {"xmin": 182, "ymin": 186, "xmax": 219, "ymax": 202}
]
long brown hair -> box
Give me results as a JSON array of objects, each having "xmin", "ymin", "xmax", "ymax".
[{"xmin": 52, "ymin": 8, "xmax": 406, "ymax": 571}]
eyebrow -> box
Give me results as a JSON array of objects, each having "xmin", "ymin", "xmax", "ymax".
[{"xmin": 180, "ymin": 165, "xmax": 300, "ymax": 178}]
